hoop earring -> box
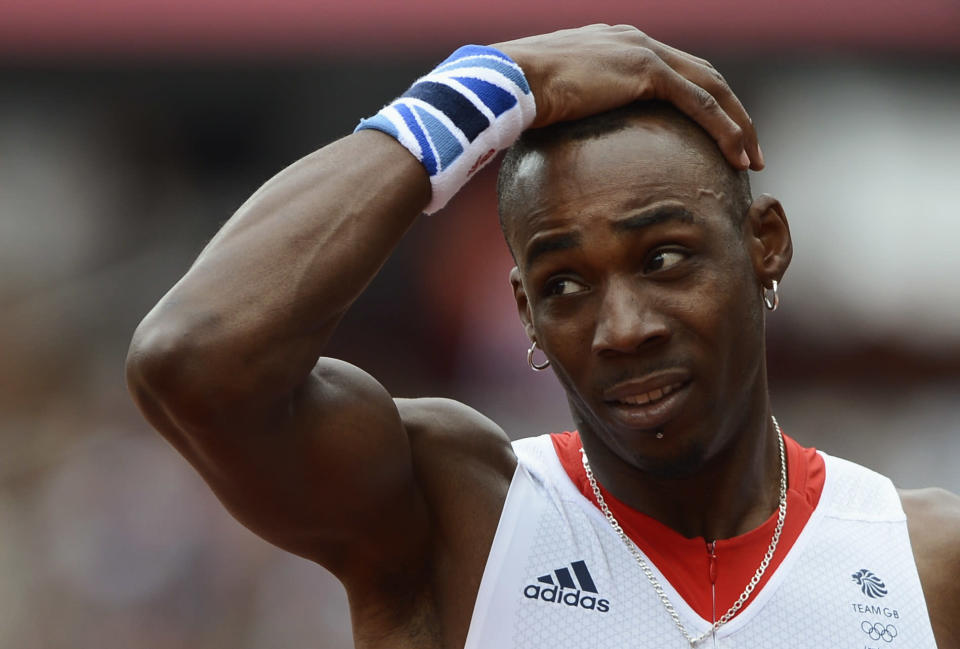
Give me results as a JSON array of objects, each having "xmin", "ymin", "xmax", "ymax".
[
  {"xmin": 762, "ymin": 279, "xmax": 780, "ymax": 311},
  {"xmin": 527, "ymin": 340, "xmax": 550, "ymax": 371}
]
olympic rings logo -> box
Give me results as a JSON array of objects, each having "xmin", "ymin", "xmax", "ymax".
[{"xmin": 861, "ymin": 621, "xmax": 898, "ymax": 642}]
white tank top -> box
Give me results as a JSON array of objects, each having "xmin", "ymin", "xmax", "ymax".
[{"xmin": 463, "ymin": 434, "xmax": 937, "ymax": 648}]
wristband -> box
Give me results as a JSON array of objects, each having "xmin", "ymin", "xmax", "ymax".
[{"xmin": 355, "ymin": 45, "xmax": 536, "ymax": 214}]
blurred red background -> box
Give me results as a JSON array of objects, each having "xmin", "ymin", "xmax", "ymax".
[
  {"xmin": 1, "ymin": 2, "xmax": 958, "ymax": 648},
  {"xmin": 3, "ymin": 0, "xmax": 959, "ymax": 56}
]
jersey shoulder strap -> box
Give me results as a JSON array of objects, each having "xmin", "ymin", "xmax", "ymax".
[{"xmin": 818, "ymin": 451, "xmax": 906, "ymax": 523}]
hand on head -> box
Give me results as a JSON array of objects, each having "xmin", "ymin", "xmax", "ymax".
[{"xmin": 492, "ymin": 24, "xmax": 764, "ymax": 171}]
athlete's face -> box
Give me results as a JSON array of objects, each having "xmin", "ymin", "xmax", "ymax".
[{"xmin": 507, "ymin": 118, "xmax": 791, "ymax": 476}]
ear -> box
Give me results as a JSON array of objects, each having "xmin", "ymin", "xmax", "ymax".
[
  {"xmin": 509, "ymin": 266, "xmax": 536, "ymax": 341},
  {"xmin": 745, "ymin": 194, "xmax": 792, "ymax": 289}
]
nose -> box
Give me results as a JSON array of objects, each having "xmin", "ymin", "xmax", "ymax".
[{"xmin": 591, "ymin": 277, "xmax": 671, "ymax": 355}]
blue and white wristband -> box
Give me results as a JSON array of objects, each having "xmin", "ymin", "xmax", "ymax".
[{"xmin": 355, "ymin": 45, "xmax": 536, "ymax": 214}]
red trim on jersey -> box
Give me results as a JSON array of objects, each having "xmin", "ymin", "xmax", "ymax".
[{"xmin": 550, "ymin": 430, "xmax": 826, "ymax": 622}]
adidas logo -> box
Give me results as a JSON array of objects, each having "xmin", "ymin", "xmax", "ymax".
[{"xmin": 522, "ymin": 559, "xmax": 610, "ymax": 613}]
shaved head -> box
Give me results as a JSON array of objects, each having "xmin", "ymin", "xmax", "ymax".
[{"xmin": 496, "ymin": 101, "xmax": 752, "ymax": 257}]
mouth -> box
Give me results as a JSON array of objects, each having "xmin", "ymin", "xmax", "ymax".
[
  {"xmin": 613, "ymin": 381, "xmax": 686, "ymax": 406},
  {"xmin": 601, "ymin": 371, "xmax": 692, "ymax": 431}
]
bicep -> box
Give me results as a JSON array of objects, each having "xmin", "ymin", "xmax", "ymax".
[{"xmin": 150, "ymin": 357, "xmax": 430, "ymax": 574}]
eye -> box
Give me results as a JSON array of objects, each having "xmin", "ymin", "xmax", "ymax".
[
  {"xmin": 644, "ymin": 249, "xmax": 688, "ymax": 273},
  {"xmin": 545, "ymin": 277, "xmax": 588, "ymax": 297}
]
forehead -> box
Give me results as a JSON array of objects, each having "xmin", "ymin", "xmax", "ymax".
[{"xmin": 506, "ymin": 121, "xmax": 729, "ymax": 252}]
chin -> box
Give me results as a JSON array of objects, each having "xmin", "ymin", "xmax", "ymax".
[
  {"xmin": 642, "ymin": 431, "xmax": 713, "ymax": 476},
  {"xmin": 590, "ymin": 412, "xmax": 715, "ymax": 480}
]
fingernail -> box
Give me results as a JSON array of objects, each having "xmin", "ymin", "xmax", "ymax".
[
  {"xmin": 757, "ymin": 144, "xmax": 766, "ymax": 168},
  {"xmin": 739, "ymin": 150, "xmax": 751, "ymax": 169}
]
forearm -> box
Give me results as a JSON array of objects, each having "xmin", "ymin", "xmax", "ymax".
[{"xmin": 129, "ymin": 130, "xmax": 429, "ymax": 409}]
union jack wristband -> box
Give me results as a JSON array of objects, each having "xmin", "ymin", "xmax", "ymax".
[{"xmin": 355, "ymin": 45, "xmax": 536, "ymax": 214}]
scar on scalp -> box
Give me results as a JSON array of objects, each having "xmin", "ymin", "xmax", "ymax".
[{"xmin": 697, "ymin": 187, "xmax": 727, "ymax": 202}]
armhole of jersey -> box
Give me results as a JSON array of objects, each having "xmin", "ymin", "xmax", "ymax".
[
  {"xmin": 463, "ymin": 454, "xmax": 538, "ymax": 649},
  {"xmin": 817, "ymin": 450, "xmax": 906, "ymax": 522},
  {"xmin": 465, "ymin": 434, "xmax": 593, "ymax": 648}
]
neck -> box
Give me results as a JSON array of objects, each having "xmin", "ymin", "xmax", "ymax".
[{"xmin": 579, "ymin": 399, "xmax": 783, "ymax": 541}]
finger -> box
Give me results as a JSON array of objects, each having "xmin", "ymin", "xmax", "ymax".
[
  {"xmin": 652, "ymin": 48, "xmax": 763, "ymax": 170},
  {"xmin": 630, "ymin": 33, "xmax": 762, "ymax": 169},
  {"xmin": 621, "ymin": 30, "xmax": 715, "ymax": 72},
  {"xmin": 649, "ymin": 38, "xmax": 713, "ymax": 70},
  {"xmin": 687, "ymin": 65, "xmax": 763, "ymax": 170},
  {"xmin": 647, "ymin": 61, "xmax": 749, "ymax": 170}
]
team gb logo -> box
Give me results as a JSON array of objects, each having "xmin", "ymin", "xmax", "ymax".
[{"xmin": 851, "ymin": 569, "xmax": 888, "ymax": 598}]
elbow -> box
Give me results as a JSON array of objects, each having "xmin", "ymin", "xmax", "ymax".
[
  {"xmin": 125, "ymin": 311, "xmax": 223, "ymax": 429},
  {"xmin": 126, "ymin": 316, "xmax": 182, "ymax": 398}
]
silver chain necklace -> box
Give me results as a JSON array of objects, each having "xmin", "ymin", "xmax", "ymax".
[{"xmin": 580, "ymin": 416, "xmax": 787, "ymax": 647}]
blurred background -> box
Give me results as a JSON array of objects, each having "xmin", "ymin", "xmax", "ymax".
[{"xmin": 2, "ymin": 1, "xmax": 959, "ymax": 647}]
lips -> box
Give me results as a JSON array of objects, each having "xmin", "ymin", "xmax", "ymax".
[
  {"xmin": 602, "ymin": 368, "xmax": 692, "ymax": 403},
  {"xmin": 601, "ymin": 369, "xmax": 692, "ymax": 430},
  {"xmin": 615, "ymin": 381, "xmax": 685, "ymax": 406}
]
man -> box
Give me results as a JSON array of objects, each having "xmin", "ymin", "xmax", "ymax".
[{"xmin": 126, "ymin": 25, "xmax": 959, "ymax": 648}]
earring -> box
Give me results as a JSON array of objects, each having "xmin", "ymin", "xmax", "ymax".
[
  {"xmin": 527, "ymin": 340, "xmax": 550, "ymax": 371},
  {"xmin": 762, "ymin": 279, "xmax": 780, "ymax": 311}
]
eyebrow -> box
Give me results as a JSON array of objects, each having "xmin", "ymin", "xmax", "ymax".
[
  {"xmin": 524, "ymin": 232, "xmax": 582, "ymax": 272},
  {"xmin": 612, "ymin": 205, "xmax": 696, "ymax": 232},
  {"xmin": 523, "ymin": 205, "xmax": 696, "ymax": 271}
]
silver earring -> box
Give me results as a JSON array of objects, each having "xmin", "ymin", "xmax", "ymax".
[
  {"xmin": 762, "ymin": 279, "xmax": 780, "ymax": 311},
  {"xmin": 527, "ymin": 340, "xmax": 550, "ymax": 371}
]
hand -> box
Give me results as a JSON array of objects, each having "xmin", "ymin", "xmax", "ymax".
[{"xmin": 493, "ymin": 24, "xmax": 763, "ymax": 170}]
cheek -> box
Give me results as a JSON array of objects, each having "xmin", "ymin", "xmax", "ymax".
[
  {"xmin": 537, "ymin": 316, "xmax": 592, "ymax": 371},
  {"xmin": 533, "ymin": 332, "xmax": 595, "ymax": 418},
  {"xmin": 533, "ymin": 309, "xmax": 600, "ymax": 411},
  {"xmin": 677, "ymin": 262, "xmax": 761, "ymax": 355},
  {"xmin": 703, "ymin": 270, "xmax": 765, "ymax": 379}
]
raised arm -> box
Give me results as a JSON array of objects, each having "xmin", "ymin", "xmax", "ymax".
[
  {"xmin": 125, "ymin": 24, "xmax": 763, "ymax": 588},
  {"xmin": 125, "ymin": 132, "xmax": 437, "ymax": 570}
]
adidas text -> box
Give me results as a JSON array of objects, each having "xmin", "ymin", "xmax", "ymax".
[{"xmin": 523, "ymin": 585, "xmax": 610, "ymax": 613}]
